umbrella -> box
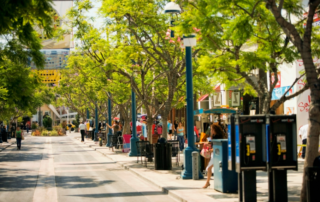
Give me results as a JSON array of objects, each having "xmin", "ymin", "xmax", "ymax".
[{"xmin": 114, "ymin": 117, "xmax": 120, "ymax": 120}]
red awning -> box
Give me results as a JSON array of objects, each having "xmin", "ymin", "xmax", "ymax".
[
  {"xmin": 214, "ymin": 84, "xmax": 220, "ymax": 90},
  {"xmin": 198, "ymin": 94, "xmax": 209, "ymax": 102}
]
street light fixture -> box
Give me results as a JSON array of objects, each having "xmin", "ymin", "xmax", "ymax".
[
  {"xmin": 164, "ymin": 2, "xmax": 203, "ymax": 180},
  {"xmin": 129, "ymin": 60, "xmax": 139, "ymax": 157}
]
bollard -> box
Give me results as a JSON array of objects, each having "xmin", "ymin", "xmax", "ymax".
[{"xmin": 192, "ymin": 151, "xmax": 199, "ymax": 180}]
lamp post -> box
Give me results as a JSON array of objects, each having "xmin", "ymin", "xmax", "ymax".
[
  {"xmin": 106, "ymin": 96, "xmax": 112, "ymax": 147},
  {"xmin": 94, "ymin": 103, "xmax": 98, "ymax": 142},
  {"xmin": 129, "ymin": 60, "xmax": 139, "ymax": 157},
  {"xmin": 164, "ymin": 2, "xmax": 203, "ymax": 179},
  {"xmin": 86, "ymin": 108, "xmax": 89, "ymax": 120}
]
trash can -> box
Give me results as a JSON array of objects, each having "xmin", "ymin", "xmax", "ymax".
[
  {"xmin": 154, "ymin": 143, "xmax": 172, "ymax": 170},
  {"xmin": 307, "ymin": 156, "xmax": 320, "ymax": 202},
  {"xmin": 212, "ymin": 139, "xmax": 238, "ymax": 193}
]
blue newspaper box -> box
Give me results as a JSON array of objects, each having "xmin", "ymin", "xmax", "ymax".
[{"xmin": 212, "ymin": 139, "xmax": 238, "ymax": 193}]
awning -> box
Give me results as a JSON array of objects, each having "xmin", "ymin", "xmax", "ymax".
[
  {"xmin": 204, "ymin": 108, "xmax": 236, "ymax": 114},
  {"xmin": 214, "ymin": 84, "xmax": 220, "ymax": 91},
  {"xmin": 197, "ymin": 94, "xmax": 208, "ymax": 102}
]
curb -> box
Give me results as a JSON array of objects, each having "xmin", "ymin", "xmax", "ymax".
[{"xmin": 77, "ymin": 138, "xmax": 188, "ymax": 202}]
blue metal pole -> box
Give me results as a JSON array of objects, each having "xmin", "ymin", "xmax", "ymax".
[
  {"xmin": 106, "ymin": 96, "xmax": 112, "ymax": 147},
  {"xmin": 94, "ymin": 104, "xmax": 98, "ymax": 141},
  {"xmin": 86, "ymin": 108, "xmax": 89, "ymax": 120},
  {"xmin": 181, "ymin": 46, "xmax": 203, "ymax": 179},
  {"xmin": 129, "ymin": 88, "xmax": 139, "ymax": 156}
]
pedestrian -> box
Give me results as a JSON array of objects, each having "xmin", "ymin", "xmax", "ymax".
[
  {"xmin": 167, "ymin": 120, "xmax": 173, "ymax": 140},
  {"xmin": 15, "ymin": 127, "xmax": 23, "ymax": 150},
  {"xmin": 203, "ymin": 124, "xmax": 226, "ymax": 188},
  {"xmin": 11, "ymin": 124, "xmax": 16, "ymax": 138},
  {"xmin": 176, "ymin": 122, "xmax": 185, "ymax": 151},
  {"xmin": 68, "ymin": 121, "xmax": 72, "ymax": 133},
  {"xmin": 299, "ymin": 124, "xmax": 308, "ymax": 159},
  {"xmin": 79, "ymin": 121, "xmax": 86, "ymax": 142},
  {"xmin": 1, "ymin": 126, "xmax": 8, "ymax": 143}
]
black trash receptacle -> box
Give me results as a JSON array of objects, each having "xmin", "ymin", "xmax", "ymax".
[
  {"xmin": 154, "ymin": 143, "xmax": 172, "ymax": 170},
  {"xmin": 307, "ymin": 156, "xmax": 320, "ymax": 202}
]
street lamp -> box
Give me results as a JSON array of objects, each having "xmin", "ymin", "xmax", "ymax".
[
  {"xmin": 106, "ymin": 94, "xmax": 112, "ymax": 147},
  {"xmin": 164, "ymin": 2, "xmax": 203, "ymax": 180},
  {"xmin": 129, "ymin": 60, "xmax": 139, "ymax": 156},
  {"xmin": 94, "ymin": 103, "xmax": 98, "ymax": 142},
  {"xmin": 86, "ymin": 108, "xmax": 90, "ymax": 120}
]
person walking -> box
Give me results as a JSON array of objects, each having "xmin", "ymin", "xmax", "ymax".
[
  {"xmin": 167, "ymin": 120, "xmax": 173, "ymax": 140},
  {"xmin": 15, "ymin": 127, "xmax": 23, "ymax": 150},
  {"xmin": 79, "ymin": 121, "xmax": 86, "ymax": 142},
  {"xmin": 68, "ymin": 121, "xmax": 72, "ymax": 134},
  {"xmin": 176, "ymin": 122, "xmax": 185, "ymax": 151},
  {"xmin": 299, "ymin": 124, "xmax": 308, "ymax": 159},
  {"xmin": 203, "ymin": 124, "xmax": 226, "ymax": 188},
  {"xmin": 1, "ymin": 126, "xmax": 8, "ymax": 143}
]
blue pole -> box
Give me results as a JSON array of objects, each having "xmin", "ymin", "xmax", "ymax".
[
  {"xmin": 181, "ymin": 46, "xmax": 203, "ymax": 179},
  {"xmin": 106, "ymin": 96, "xmax": 112, "ymax": 147},
  {"xmin": 86, "ymin": 108, "xmax": 89, "ymax": 120},
  {"xmin": 94, "ymin": 104, "xmax": 98, "ymax": 141},
  {"xmin": 129, "ymin": 88, "xmax": 139, "ymax": 156}
]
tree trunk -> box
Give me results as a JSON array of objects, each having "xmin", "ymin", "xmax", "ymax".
[
  {"xmin": 299, "ymin": 55, "xmax": 320, "ymax": 202},
  {"xmin": 122, "ymin": 116, "xmax": 130, "ymax": 134},
  {"xmin": 146, "ymin": 116, "xmax": 153, "ymax": 142},
  {"xmin": 161, "ymin": 114, "xmax": 168, "ymax": 140}
]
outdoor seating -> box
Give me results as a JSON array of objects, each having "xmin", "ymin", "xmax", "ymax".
[
  {"xmin": 110, "ymin": 134, "xmax": 123, "ymax": 150},
  {"xmin": 167, "ymin": 140, "xmax": 180, "ymax": 165}
]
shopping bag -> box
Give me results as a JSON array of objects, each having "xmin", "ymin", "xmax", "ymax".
[
  {"xmin": 22, "ymin": 135, "xmax": 25, "ymax": 140},
  {"xmin": 200, "ymin": 143, "xmax": 211, "ymax": 159}
]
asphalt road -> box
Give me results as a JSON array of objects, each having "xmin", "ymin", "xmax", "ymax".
[{"xmin": 0, "ymin": 134, "xmax": 176, "ymax": 202}]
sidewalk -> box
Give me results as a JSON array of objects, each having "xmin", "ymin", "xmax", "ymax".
[{"xmin": 70, "ymin": 132, "xmax": 303, "ymax": 202}]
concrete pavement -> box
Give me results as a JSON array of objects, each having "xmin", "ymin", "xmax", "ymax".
[
  {"xmin": 0, "ymin": 133, "xmax": 177, "ymax": 202},
  {"xmin": 70, "ymin": 132, "xmax": 304, "ymax": 202}
]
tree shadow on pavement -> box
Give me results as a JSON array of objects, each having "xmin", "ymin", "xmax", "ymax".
[
  {"xmin": 0, "ymin": 173, "xmax": 115, "ymax": 191},
  {"xmin": 67, "ymin": 191, "xmax": 168, "ymax": 198}
]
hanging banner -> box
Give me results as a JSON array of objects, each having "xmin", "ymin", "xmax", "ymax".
[
  {"xmin": 232, "ymin": 91, "xmax": 240, "ymax": 106},
  {"xmin": 271, "ymin": 86, "xmax": 294, "ymax": 100},
  {"xmin": 213, "ymin": 92, "xmax": 222, "ymax": 107}
]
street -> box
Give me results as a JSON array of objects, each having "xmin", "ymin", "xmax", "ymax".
[{"xmin": 0, "ymin": 134, "xmax": 176, "ymax": 202}]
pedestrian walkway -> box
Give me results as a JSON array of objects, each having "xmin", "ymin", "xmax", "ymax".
[
  {"xmin": 0, "ymin": 133, "xmax": 177, "ymax": 202},
  {"xmin": 70, "ymin": 132, "xmax": 304, "ymax": 202}
]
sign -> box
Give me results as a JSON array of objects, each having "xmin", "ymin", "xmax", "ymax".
[
  {"xmin": 232, "ymin": 92, "xmax": 240, "ymax": 106},
  {"xmin": 285, "ymin": 107, "xmax": 295, "ymax": 115},
  {"xmin": 194, "ymin": 108, "xmax": 203, "ymax": 116},
  {"xmin": 213, "ymin": 92, "xmax": 222, "ymax": 106},
  {"xmin": 271, "ymin": 86, "xmax": 294, "ymax": 100},
  {"xmin": 271, "ymin": 72, "xmax": 281, "ymax": 88}
]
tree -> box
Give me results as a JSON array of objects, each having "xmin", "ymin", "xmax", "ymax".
[
  {"xmin": 43, "ymin": 115, "xmax": 52, "ymax": 129},
  {"xmin": 262, "ymin": 0, "xmax": 320, "ymax": 200},
  {"xmin": 0, "ymin": 63, "xmax": 55, "ymax": 122},
  {"xmin": 0, "ymin": 0, "xmax": 56, "ymax": 122},
  {"xmin": 176, "ymin": 0, "xmax": 308, "ymax": 114},
  {"xmin": 100, "ymin": 0, "xmax": 213, "ymax": 139}
]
